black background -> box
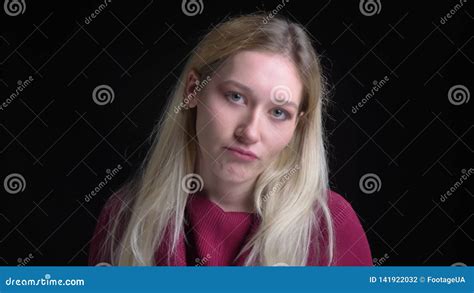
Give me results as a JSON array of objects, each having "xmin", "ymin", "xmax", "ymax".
[{"xmin": 1, "ymin": 0, "xmax": 472, "ymax": 266}]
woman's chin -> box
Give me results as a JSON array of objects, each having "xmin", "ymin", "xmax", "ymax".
[{"xmin": 215, "ymin": 166, "xmax": 253, "ymax": 183}]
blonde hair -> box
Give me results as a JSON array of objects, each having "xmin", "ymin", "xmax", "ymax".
[{"xmin": 101, "ymin": 13, "xmax": 334, "ymax": 266}]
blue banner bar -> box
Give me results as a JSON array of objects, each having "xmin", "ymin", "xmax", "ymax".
[{"xmin": 0, "ymin": 266, "xmax": 472, "ymax": 292}]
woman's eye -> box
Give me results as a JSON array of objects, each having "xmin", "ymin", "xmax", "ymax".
[
  {"xmin": 271, "ymin": 108, "xmax": 290, "ymax": 120},
  {"xmin": 225, "ymin": 92, "xmax": 245, "ymax": 104}
]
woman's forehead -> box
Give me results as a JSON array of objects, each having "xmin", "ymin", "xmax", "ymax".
[{"xmin": 212, "ymin": 50, "xmax": 303, "ymax": 103}]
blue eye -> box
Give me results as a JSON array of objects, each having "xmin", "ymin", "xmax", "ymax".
[
  {"xmin": 225, "ymin": 92, "xmax": 245, "ymax": 104},
  {"xmin": 271, "ymin": 108, "xmax": 290, "ymax": 120}
]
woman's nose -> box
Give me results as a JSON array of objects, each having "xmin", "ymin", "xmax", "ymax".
[{"xmin": 235, "ymin": 112, "xmax": 260, "ymax": 144}]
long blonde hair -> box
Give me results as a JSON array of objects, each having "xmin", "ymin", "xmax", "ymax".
[{"xmin": 102, "ymin": 13, "xmax": 334, "ymax": 266}]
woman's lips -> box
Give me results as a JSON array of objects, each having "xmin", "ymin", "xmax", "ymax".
[{"xmin": 224, "ymin": 147, "xmax": 258, "ymax": 161}]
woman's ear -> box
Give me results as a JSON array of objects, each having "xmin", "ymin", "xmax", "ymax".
[
  {"xmin": 296, "ymin": 111, "xmax": 305, "ymax": 125},
  {"xmin": 184, "ymin": 69, "xmax": 200, "ymax": 108}
]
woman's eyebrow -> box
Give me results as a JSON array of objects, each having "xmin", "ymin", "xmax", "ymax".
[
  {"xmin": 221, "ymin": 80, "xmax": 254, "ymax": 95},
  {"xmin": 221, "ymin": 79, "xmax": 299, "ymax": 110}
]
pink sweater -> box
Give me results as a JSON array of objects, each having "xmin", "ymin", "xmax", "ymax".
[{"xmin": 88, "ymin": 190, "xmax": 372, "ymax": 266}]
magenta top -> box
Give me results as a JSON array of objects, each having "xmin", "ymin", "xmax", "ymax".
[{"xmin": 89, "ymin": 190, "xmax": 372, "ymax": 266}]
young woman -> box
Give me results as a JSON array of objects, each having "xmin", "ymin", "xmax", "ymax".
[{"xmin": 88, "ymin": 13, "xmax": 372, "ymax": 266}]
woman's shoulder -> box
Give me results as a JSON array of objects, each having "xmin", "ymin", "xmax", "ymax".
[
  {"xmin": 88, "ymin": 192, "xmax": 127, "ymax": 265},
  {"xmin": 325, "ymin": 190, "xmax": 373, "ymax": 266},
  {"xmin": 327, "ymin": 190, "xmax": 359, "ymax": 227}
]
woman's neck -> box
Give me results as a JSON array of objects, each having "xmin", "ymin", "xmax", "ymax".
[{"xmin": 203, "ymin": 180, "xmax": 256, "ymax": 213}]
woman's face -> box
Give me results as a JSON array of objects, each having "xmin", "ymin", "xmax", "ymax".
[{"xmin": 186, "ymin": 50, "xmax": 303, "ymax": 184}]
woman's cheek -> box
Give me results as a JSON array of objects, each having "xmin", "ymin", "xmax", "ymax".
[{"xmin": 264, "ymin": 129, "xmax": 293, "ymax": 157}]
